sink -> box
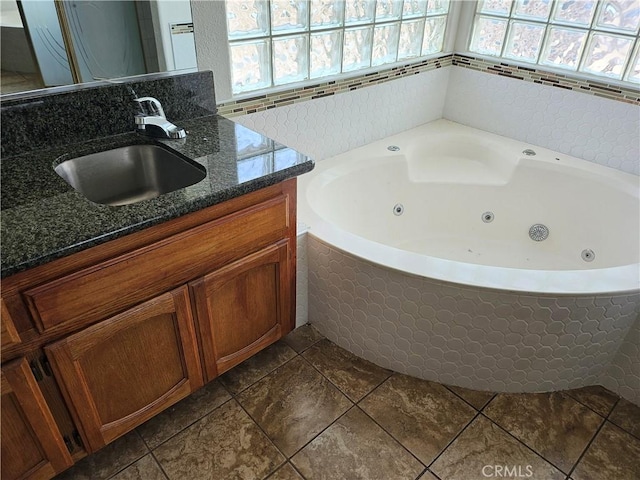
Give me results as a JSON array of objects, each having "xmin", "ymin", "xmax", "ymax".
[{"xmin": 55, "ymin": 144, "xmax": 206, "ymax": 206}]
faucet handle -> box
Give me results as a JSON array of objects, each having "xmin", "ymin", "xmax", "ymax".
[{"xmin": 133, "ymin": 96, "xmax": 166, "ymax": 118}]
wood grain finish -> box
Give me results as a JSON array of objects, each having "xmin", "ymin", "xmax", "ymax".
[
  {"xmin": 24, "ymin": 196, "xmax": 289, "ymax": 334},
  {"xmin": 45, "ymin": 287, "xmax": 203, "ymax": 452},
  {"xmin": 191, "ymin": 240, "xmax": 293, "ymax": 381},
  {"xmin": 1, "ymin": 179, "xmax": 298, "ymax": 476},
  {"xmin": 1, "ymin": 180, "xmax": 296, "ymax": 364},
  {"xmin": 1, "ymin": 298, "xmax": 21, "ymax": 349},
  {"xmin": 1, "ymin": 358, "xmax": 73, "ymax": 480}
]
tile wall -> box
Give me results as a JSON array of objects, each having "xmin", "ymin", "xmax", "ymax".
[
  {"xmin": 444, "ymin": 66, "xmax": 640, "ymax": 175},
  {"xmin": 232, "ymin": 66, "xmax": 450, "ymax": 161},
  {"xmin": 224, "ymin": 54, "xmax": 639, "ymax": 174},
  {"xmin": 307, "ymin": 237, "xmax": 640, "ymax": 396},
  {"xmin": 601, "ymin": 315, "xmax": 640, "ymax": 404}
]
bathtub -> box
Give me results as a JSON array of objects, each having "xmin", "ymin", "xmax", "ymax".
[{"xmin": 299, "ymin": 119, "xmax": 640, "ymax": 393}]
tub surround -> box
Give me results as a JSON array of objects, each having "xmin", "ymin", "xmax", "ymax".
[
  {"xmin": 300, "ymin": 119, "xmax": 640, "ymax": 400},
  {"xmin": 1, "ymin": 71, "xmax": 314, "ymax": 277},
  {"xmin": 308, "ymin": 238, "xmax": 639, "ymax": 395}
]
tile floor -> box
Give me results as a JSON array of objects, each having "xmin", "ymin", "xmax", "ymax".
[{"xmin": 55, "ymin": 325, "xmax": 640, "ymax": 480}]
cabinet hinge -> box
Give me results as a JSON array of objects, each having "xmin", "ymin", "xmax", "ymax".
[
  {"xmin": 72, "ymin": 429, "xmax": 84, "ymax": 449},
  {"xmin": 29, "ymin": 360, "xmax": 43, "ymax": 382},
  {"xmin": 63, "ymin": 435, "xmax": 74, "ymax": 453},
  {"xmin": 39, "ymin": 355, "xmax": 53, "ymax": 377}
]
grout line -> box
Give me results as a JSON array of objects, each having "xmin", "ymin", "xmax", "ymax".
[
  {"xmin": 219, "ymin": 343, "xmax": 298, "ymax": 396},
  {"xmin": 443, "ymin": 384, "xmax": 496, "ymax": 412},
  {"xmin": 565, "ymin": 411, "xmax": 610, "ymax": 479},
  {"xmin": 353, "ymin": 401, "xmax": 428, "ymax": 471},
  {"xmin": 141, "ymin": 388, "xmax": 235, "ymax": 451},
  {"xmin": 477, "ymin": 410, "xmax": 572, "ymax": 476},
  {"xmin": 426, "ymin": 410, "xmax": 482, "ymax": 470},
  {"xmin": 217, "ymin": 52, "xmax": 638, "ymax": 118},
  {"xmin": 150, "ymin": 450, "xmax": 171, "ymax": 480},
  {"xmin": 605, "ymin": 398, "xmax": 640, "ymax": 441}
]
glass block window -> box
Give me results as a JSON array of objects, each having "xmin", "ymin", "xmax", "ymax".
[
  {"xmin": 226, "ymin": 0, "xmax": 450, "ymax": 94},
  {"xmin": 469, "ymin": 0, "xmax": 640, "ymax": 83}
]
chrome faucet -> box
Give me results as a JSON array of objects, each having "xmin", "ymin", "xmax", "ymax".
[{"xmin": 133, "ymin": 96, "xmax": 186, "ymax": 139}]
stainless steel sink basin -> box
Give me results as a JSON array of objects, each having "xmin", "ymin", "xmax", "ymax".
[{"xmin": 55, "ymin": 144, "xmax": 206, "ymax": 206}]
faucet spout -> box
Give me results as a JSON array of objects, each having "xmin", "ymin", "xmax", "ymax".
[{"xmin": 133, "ymin": 96, "xmax": 186, "ymax": 139}]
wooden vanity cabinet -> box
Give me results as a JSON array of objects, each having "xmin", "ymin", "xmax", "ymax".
[
  {"xmin": 1, "ymin": 358, "xmax": 73, "ymax": 480},
  {"xmin": 191, "ymin": 239, "xmax": 293, "ymax": 380},
  {"xmin": 45, "ymin": 287, "xmax": 203, "ymax": 452},
  {"xmin": 1, "ymin": 180, "xmax": 297, "ymax": 476}
]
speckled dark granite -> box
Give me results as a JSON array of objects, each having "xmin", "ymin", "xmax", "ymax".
[
  {"xmin": 1, "ymin": 72, "xmax": 314, "ymax": 278},
  {"xmin": 1, "ymin": 70, "xmax": 216, "ymax": 157}
]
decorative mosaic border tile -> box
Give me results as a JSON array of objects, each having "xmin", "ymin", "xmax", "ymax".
[
  {"xmin": 217, "ymin": 54, "xmax": 453, "ymax": 117},
  {"xmin": 452, "ymin": 54, "xmax": 640, "ymax": 106},
  {"xmin": 217, "ymin": 52, "xmax": 639, "ymax": 117}
]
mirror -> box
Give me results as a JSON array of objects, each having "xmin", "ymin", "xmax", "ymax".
[{"xmin": 0, "ymin": 0, "xmax": 197, "ymax": 95}]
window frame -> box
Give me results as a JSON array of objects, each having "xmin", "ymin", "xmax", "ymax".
[
  {"xmin": 459, "ymin": 0, "xmax": 640, "ymax": 87},
  {"xmin": 215, "ymin": 0, "xmax": 462, "ymax": 101}
]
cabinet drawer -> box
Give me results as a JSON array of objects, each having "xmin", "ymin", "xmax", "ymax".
[{"xmin": 24, "ymin": 194, "xmax": 290, "ymax": 333}]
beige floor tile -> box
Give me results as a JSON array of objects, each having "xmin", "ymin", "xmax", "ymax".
[
  {"xmin": 220, "ymin": 340, "xmax": 297, "ymax": 394},
  {"xmin": 109, "ymin": 455, "xmax": 166, "ymax": 480},
  {"xmin": 302, "ymin": 339, "xmax": 392, "ymax": 401},
  {"xmin": 153, "ymin": 399, "xmax": 284, "ymax": 480},
  {"xmin": 292, "ymin": 407, "xmax": 424, "ymax": 480},
  {"xmin": 55, "ymin": 431, "xmax": 148, "ymax": 480},
  {"xmin": 572, "ymin": 422, "xmax": 640, "ymax": 480},
  {"xmin": 565, "ymin": 385, "xmax": 619, "ymax": 416},
  {"xmin": 359, "ymin": 373, "xmax": 475, "ymax": 465},
  {"xmin": 267, "ymin": 463, "xmax": 304, "ymax": 480},
  {"xmin": 484, "ymin": 392, "xmax": 603, "ymax": 473},
  {"xmin": 237, "ymin": 356, "xmax": 352, "ymax": 457},
  {"xmin": 446, "ymin": 385, "xmax": 495, "ymax": 410},
  {"xmin": 418, "ymin": 471, "xmax": 439, "ymax": 480},
  {"xmin": 137, "ymin": 380, "xmax": 230, "ymax": 449},
  {"xmin": 283, "ymin": 324, "xmax": 324, "ymax": 353},
  {"xmin": 609, "ymin": 398, "xmax": 640, "ymax": 439},
  {"xmin": 431, "ymin": 416, "xmax": 565, "ymax": 480}
]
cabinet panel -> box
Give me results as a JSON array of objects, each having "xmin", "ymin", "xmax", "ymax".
[
  {"xmin": 191, "ymin": 240, "xmax": 293, "ymax": 380},
  {"xmin": 1, "ymin": 298, "xmax": 21, "ymax": 349},
  {"xmin": 1, "ymin": 358, "xmax": 73, "ymax": 480},
  {"xmin": 45, "ymin": 287, "xmax": 203, "ymax": 452},
  {"xmin": 24, "ymin": 194, "xmax": 290, "ymax": 334}
]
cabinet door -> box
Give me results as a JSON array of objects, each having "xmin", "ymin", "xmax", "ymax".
[
  {"xmin": 191, "ymin": 240, "xmax": 293, "ymax": 381},
  {"xmin": 1, "ymin": 358, "xmax": 73, "ymax": 480},
  {"xmin": 1, "ymin": 298, "xmax": 21, "ymax": 349},
  {"xmin": 45, "ymin": 287, "xmax": 203, "ymax": 452}
]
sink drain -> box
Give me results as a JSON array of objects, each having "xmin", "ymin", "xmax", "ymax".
[{"xmin": 529, "ymin": 224, "xmax": 549, "ymax": 241}]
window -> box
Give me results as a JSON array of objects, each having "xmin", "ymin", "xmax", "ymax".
[
  {"xmin": 469, "ymin": 0, "xmax": 640, "ymax": 83},
  {"xmin": 226, "ymin": 0, "xmax": 450, "ymax": 94}
]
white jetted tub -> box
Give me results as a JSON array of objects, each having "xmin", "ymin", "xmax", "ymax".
[{"xmin": 299, "ymin": 119, "xmax": 640, "ymax": 392}]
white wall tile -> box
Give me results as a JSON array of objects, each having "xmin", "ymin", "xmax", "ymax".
[
  {"xmin": 308, "ymin": 236, "xmax": 640, "ymax": 396},
  {"xmin": 601, "ymin": 314, "xmax": 640, "ymax": 405},
  {"xmin": 443, "ymin": 67, "xmax": 640, "ymax": 175},
  {"xmin": 234, "ymin": 67, "xmax": 450, "ymax": 161}
]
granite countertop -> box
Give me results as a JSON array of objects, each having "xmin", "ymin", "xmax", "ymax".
[{"xmin": 1, "ymin": 114, "xmax": 314, "ymax": 278}]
